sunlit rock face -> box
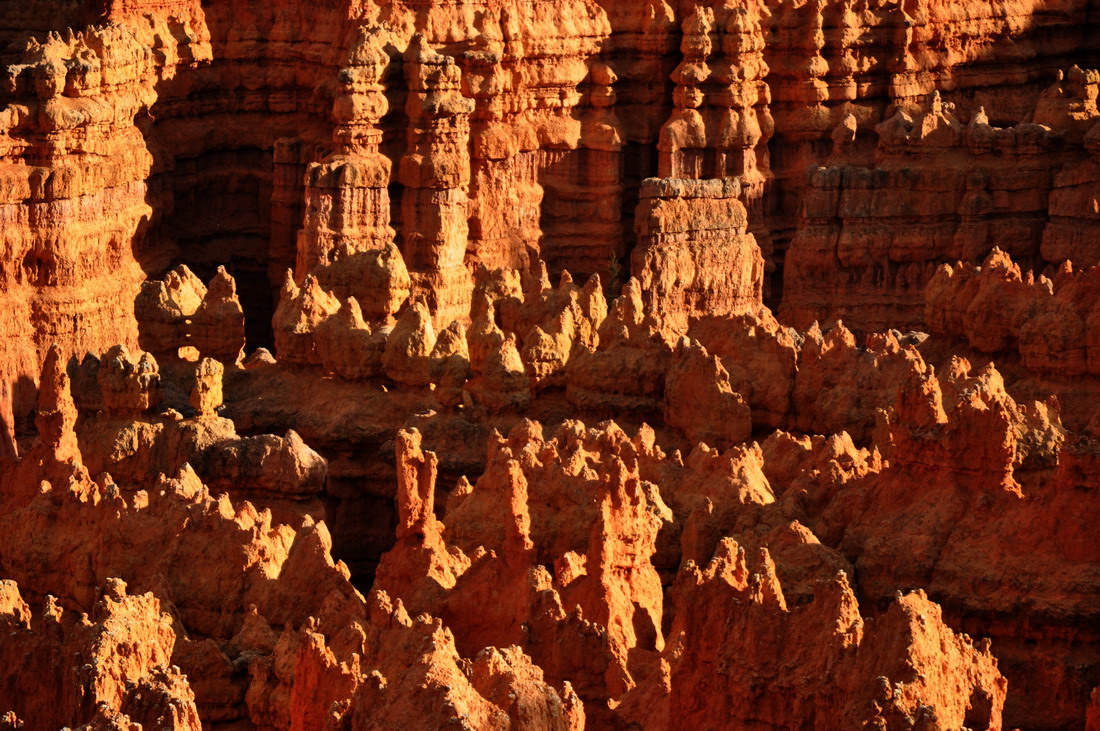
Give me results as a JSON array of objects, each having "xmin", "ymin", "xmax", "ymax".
[{"xmin": 1, "ymin": 1, "xmax": 1100, "ymax": 728}]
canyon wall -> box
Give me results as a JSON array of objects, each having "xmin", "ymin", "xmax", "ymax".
[
  {"xmin": 4, "ymin": 0, "xmax": 1097, "ymax": 414},
  {"xmin": 782, "ymin": 67, "xmax": 1100, "ymax": 331},
  {"xmin": 1, "ymin": 0, "xmax": 1100, "ymax": 729}
]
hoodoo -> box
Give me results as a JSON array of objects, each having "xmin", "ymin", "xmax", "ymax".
[{"xmin": 0, "ymin": 0, "xmax": 1098, "ymax": 728}]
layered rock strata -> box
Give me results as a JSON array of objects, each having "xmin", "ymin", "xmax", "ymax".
[
  {"xmin": 2, "ymin": 1, "xmax": 1100, "ymax": 729},
  {"xmin": 783, "ymin": 69, "xmax": 1100, "ymax": 331},
  {"xmin": 632, "ymin": 177, "xmax": 765, "ymax": 332},
  {"xmin": 4, "ymin": 0, "xmax": 1095, "ymax": 400}
]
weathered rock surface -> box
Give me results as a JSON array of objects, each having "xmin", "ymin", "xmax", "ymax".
[
  {"xmin": 0, "ymin": 578, "xmax": 201, "ymax": 730},
  {"xmin": 783, "ymin": 69, "xmax": 1100, "ymax": 332},
  {"xmin": 633, "ymin": 178, "xmax": 765, "ymax": 333},
  {"xmin": 1, "ymin": 1, "xmax": 1100, "ymax": 729}
]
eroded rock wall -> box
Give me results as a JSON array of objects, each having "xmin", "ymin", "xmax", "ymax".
[{"xmin": 2, "ymin": 1, "xmax": 1100, "ymax": 729}]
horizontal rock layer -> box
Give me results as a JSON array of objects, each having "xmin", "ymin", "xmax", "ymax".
[{"xmin": 1, "ymin": 1, "xmax": 1100, "ymax": 729}]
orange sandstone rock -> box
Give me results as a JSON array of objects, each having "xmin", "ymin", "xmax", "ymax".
[
  {"xmin": 0, "ymin": 578, "xmax": 201, "ymax": 730},
  {"xmin": 1, "ymin": 2, "xmax": 1099, "ymax": 729},
  {"xmin": 633, "ymin": 178, "xmax": 765, "ymax": 333}
]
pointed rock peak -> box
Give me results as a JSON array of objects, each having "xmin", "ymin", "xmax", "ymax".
[
  {"xmin": 683, "ymin": 6, "xmax": 716, "ymax": 37},
  {"xmin": 438, "ymin": 318, "xmax": 467, "ymax": 339},
  {"xmin": 451, "ymin": 474, "xmax": 473, "ymax": 500},
  {"xmin": 136, "ymin": 351, "xmax": 159, "ymax": 374},
  {"xmin": 522, "ymin": 260, "xmax": 551, "ymax": 301},
  {"xmin": 804, "ymin": 320, "xmax": 824, "ymax": 345},
  {"xmin": 37, "ymin": 344, "xmax": 70, "ymax": 414},
  {"xmin": 633, "ymin": 423, "xmax": 657, "ymax": 455},
  {"xmin": 527, "ymin": 323, "xmax": 550, "ymax": 343},
  {"xmin": 980, "ymin": 247, "xmax": 1018, "ymax": 278},
  {"xmin": 969, "ymin": 362, "xmax": 1008, "ymax": 402},
  {"xmin": 751, "ymin": 547, "xmax": 787, "ymax": 610},
  {"xmin": 486, "ymin": 428, "xmax": 510, "ymax": 461},
  {"xmin": 503, "ymin": 460, "xmax": 533, "ymax": 556},
  {"xmin": 206, "ymin": 266, "xmax": 238, "ymax": 301},
  {"xmin": 280, "ymin": 269, "xmax": 299, "ymax": 300},
  {"xmin": 367, "ymin": 587, "xmax": 396, "ymax": 624},
  {"xmin": 167, "ymin": 462, "xmax": 207, "ymax": 503},
  {"xmin": 432, "ymin": 319, "xmax": 468, "ymax": 359},
  {"xmin": 291, "ymin": 277, "xmax": 340, "ymax": 323},
  {"xmin": 401, "ymin": 297, "xmax": 435, "ymax": 332},
  {"xmin": 943, "ymin": 355, "xmax": 972, "ymax": 383},
  {"xmin": 34, "ymin": 345, "xmax": 81, "ymax": 463},
  {"xmin": 930, "ymin": 89, "xmax": 943, "ymax": 115},
  {"xmin": 824, "ymin": 431, "xmax": 859, "ymax": 460},
  {"xmin": 102, "ymin": 343, "xmax": 131, "ymax": 366},
  {"xmin": 405, "ymin": 33, "xmax": 437, "ymax": 64},
  {"xmin": 395, "ymin": 428, "xmax": 439, "ymax": 539},
  {"xmin": 897, "ymin": 359, "xmax": 948, "ymax": 428},
  {"xmin": 470, "ymin": 296, "xmax": 498, "ymax": 333},
  {"xmin": 706, "ymin": 537, "xmax": 749, "ymax": 589},
  {"xmin": 606, "ymin": 277, "xmax": 645, "ymax": 331},
  {"xmin": 302, "ymin": 274, "xmax": 323, "ymax": 298},
  {"xmin": 337, "ymin": 297, "xmax": 370, "ymax": 330},
  {"xmin": 507, "ymin": 418, "xmax": 544, "ymax": 450},
  {"xmin": 487, "ymin": 333, "xmax": 526, "ymax": 377},
  {"xmin": 600, "ymin": 455, "xmax": 642, "ymax": 512},
  {"xmin": 167, "ymin": 264, "xmax": 202, "ymax": 290},
  {"xmin": 823, "ymin": 319, "xmax": 856, "ymax": 350},
  {"xmin": 165, "ymin": 264, "xmax": 208, "ymax": 314},
  {"xmin": 582, "ymin": 272, "xmax": 602, "ymax": 295},
  {"xmin": 385, "ymin": 298, "xmax": 438, "ymax": 378},
  {"xmin": 622, "ymin": 276, "xmax": 642, "ymax": 307}
]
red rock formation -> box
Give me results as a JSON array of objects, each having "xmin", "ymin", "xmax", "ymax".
[
  {"xmin": 783, "ymin": 66, "xmax": 1100, "ymax": 332},
  {"xmin": 137, "ymin": 266, "xmax": 246, "ymax": 365},
  {"xmin": 2, "ymin": 1, "xmax": 1100, "ymax": 728},
  {"xmin": 632, "ymin": 178, "xmax": 765, "ymax": 332},
  {"xmin": 792, "ymin": 320, "xmax": 928, "ymax": 443},
  {"xmin": 566, "ymin": 279, "xmax": 674, "ymax": 415},
  {"xmin": 272, "ymin": 273, "xmax": 341, "ymax": 367},
  {"xmin": 620, "ymin": 559, "xmax": 1005, "ymax": 731},
  {"xmin": 0, "ymin": 12, "xmax": 210, "ymax": 416},
  {"xmin": 98, "ymin": 346, "xmax": 160, "ymax": 417},
  {"xmin": 1043, "ymin": 80, "xmax": 1100, "ymax": 266},
  {"xmin": 0, "ymin": 0, "xmax": 1093, "ymax": 360},
  {"xmin": 762, "ymin": 0, "xmax": 1094, "ymax": 258},
  {"xmin": 688, "ymin": 309, "xmax": 798, "ymax": 429},
  {"xmin": 663, "ymin": 337, "xmax": 752, "ymax": 447},
  {"xmin": 923, "ymin": 248, "xmax": 1100, "ymax": 428},
  {"xmin": 362, "ymin": 418, "xmax": 1009, "ymax": 726},
  {"xmin": 658, "ymin": 2, "xmax": 773, "ymax": 243},
  {"xmin": 313, "ymin": 297, "xmax": 388, "ymax": 380},
  {"xmin": 926, "ymin": 248, "xmax": 1100, "ymax": 376},
  {"xmin": 0, "ymin": 578, "xmax": 201, "ymax": 730},
  {"xmin": 776, "ymin": 358, "xmax": 1094, "ymax": 728}
]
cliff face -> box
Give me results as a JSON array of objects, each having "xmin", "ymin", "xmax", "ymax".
[
  {"xmin": 2, "ymin": 0, "xmax": 1100, "ymax": 729},
  {"xmin": 782, "ymin": 68, "xmax": 1100, "ymax": 331},
  {"xmin": 0, "ymin": 8, "xmax": 207, "ymax": 419},
  {"xmin": 3, "ymin": 0, "xmax": 1096, "ymax": 402}
]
